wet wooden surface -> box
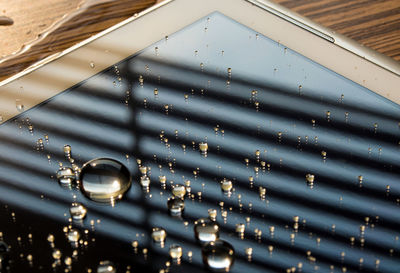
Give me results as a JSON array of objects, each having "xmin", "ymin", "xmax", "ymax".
[
  {"xmin": 274, "ymin": 0, "xmax": 400, "ymax": 62},
  {"xmin": 0, "ymin": 0, "xmax": 157, "ymax": 82},
  {"xmin": 0, "ymin": 0, "xmax": 399, "ymax": 82}
]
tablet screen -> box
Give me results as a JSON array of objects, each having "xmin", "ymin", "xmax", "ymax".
[{"xmin": 0, "ymin": 12, "xmax": 399, "ymax": 273}]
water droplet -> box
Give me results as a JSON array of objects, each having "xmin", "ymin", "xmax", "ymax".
[
  {"xmin": 67, "ymin": 229, "xmax": 80, "ymax": 243},
  {"xmin": 169, "ymin": 244, "xmax": 183, "ymax": 260},
  {"xmin": 373, "ymin": 123, "xmax": 378, "ymax": 133},
  {"xmin": 194, "ymin": 218, "xmax": 220, "ymax": 244},
  {"xmin": 245, "ymin": 247, "xmax": 253, "ymax": 261},
  {"xmin": 236, "ymin": 223, "xmax": 245, "ymax": 238},
  {"xmin": 159, "ymin": 175, "xmax": 167, "ymax": 184},
  {"xmin": 259, "ymin": 186, "xmax": 266, "ymax": 199},
  {"xmin": 52, "ymin": 249, "xmax": 61, "ymax": 260},
  {"xmin": 306, "ymin": 174, "xmax": 314, "ymax": 184},
  {"xmin": 97, "ymin": 260, "xmax": 116, "ymax": 273},
  {"xmin": 64, "ymin": 145, "xmax": 72, "ymax": 158},
  {"xmin": 139, "ymin": 166, "xmax": 147, "ymax": 175},
  {"xmin": 151, "ymin": 227, "xmax": 167, "ymax": 246},
  {"xmin": 57, "ymin": 167, "xmax": 76, "ymax": 185},
  {"xmin": 167, "ymin": 197, "xmax": 185, "ymax": 216},
  {"xmin": 208, "ymin": 209, "xmax": 217, "ymax": 221},
  {"xmin": 140, "ymin": 175, "xmax": 151, "ymax": 189},
  {"xmin": 199, "ymin": 142, "xmax": 208, "ymax": 155},
  {"xmin": 326, "ymin": 111, "xmax": 331, "ymax": 121},
  {"xmin": 47, "ymin": 234, "xmax": 55, "ymax": 244},
  {"xmin": 16, "ymin": 100, "xmax": 24, "ymax": 112},
  {"xmin": 79, "ymin": 158, "xmax": 131, "ymax": 203},
  {"xmin": 64, "ymin": 256, "xmax": 72, "ymax": 266},
  {"xmin": 202, "ymin": 240, "xmax": 235, "ymax": 272},
  {"xmin": 139, "ymin": 75, "xmax": 144, "ymax": 86},
  {"xmin": 220, "ymin": 178, "xmax": 232, "ymax": 192},
  {"xmin": 172, "ymin": 184, "xmax": 186, "ymax": 198},
  {"xmin": 69, "ymin": 203, "xmax": 87, "ymax": 220}
]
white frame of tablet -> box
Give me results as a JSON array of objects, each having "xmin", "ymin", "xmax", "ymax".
[{"xmin": 0, "ymin": 0, "xmax": 399, "ymax": 123}]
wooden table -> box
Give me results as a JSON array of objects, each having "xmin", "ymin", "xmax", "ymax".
[{"xmin": 0, "ymin": 0, "xmax": 399, "ymax": 82}]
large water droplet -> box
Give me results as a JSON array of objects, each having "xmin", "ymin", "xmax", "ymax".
[
  {"xmin": 69, "ymin": 203, "xmax": 87, "ymax": 220},
  {"xmin": 202, "ymin": 240, "xmax": 235, "ymax": 272},
  {"xmin": 167, "ymin": 197, "xmax": 185, "ymax": 216},
  {"xmin": 194, "ymin": 218, "xmax": 220, "ymax": 244},
  {"xmin": 79, "ymin": 158, "xmax": 131, "ymax": 203}
]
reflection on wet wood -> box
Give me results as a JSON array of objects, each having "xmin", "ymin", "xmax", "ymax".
[
  {"xmin": 0, "ymin": 0, "xmax": 399, "ymax": 83},
  {"xmin": 0, "ymin": 0, "xmax": 157, "ymax": 82}
]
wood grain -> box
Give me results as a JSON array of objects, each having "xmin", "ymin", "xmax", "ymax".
[
  {"xmin": 0, "ymin": 0, "xmax": 399, "ymax": 83},
  {"xmin": 272, "ymin": 0, "xmax": 400, "ymax": 61},
  {"xmin": 0, "ymin": 0, "xmax": 157, "ymax": 82}
]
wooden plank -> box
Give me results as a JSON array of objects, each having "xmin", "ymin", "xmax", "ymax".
[
  {"xmin": 273, "ymin": 0, "xmax": 400, "ymax": 61},
  {"xmin": 0, "ymin": 0, "xmax": 157, "ymax": 82},
  {"xmin": 0, "ymin": 0, "xmax": 398, "ymax": 83}
]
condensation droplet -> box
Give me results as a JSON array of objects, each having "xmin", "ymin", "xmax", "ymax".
[
  {"xmin": 69, "ymin": 203, "xmax": 87, "ymax": 220},
  {"xmin": 57, "ymin": 167, "xmax": 76, "ymax": 185},
  {"xmin": 306, "ymin": 174, "xmax": 315, "ymax": 184},
  {"xmin": 16, "ymin": 100, "xmax": 24, "ymax": 112},
  {"xmin": 199, "ymin": 142, "xmax": 208, "ymax": 155},
  {"xmin": 220, "ymin": 178, "xmax": 233, "ymax": 193},
  {"xmin": 151, "ymin": 227, "xmax": 167, "ymax": 246},
  {"xmin": 64, "ymin": 145, "xmax": 72, "ymax": 158},
  {"xmin": 172, "ymin": 184, "xmax": 186, "ymax": 198},
  {"xmin": 52, "ymin": 249, "xmax": 61, "ymax": 260},
  {"xmin": 169, "ymin": 244, "xmax": 183, "ymax": 260},
  {"xmin": 97, "ymin": 260, "xmax": 116, "ymax": 273},
  {"xmin": 67, "ymin": 229, "xmax": 81, "ymax": 243},
  {"xmin": 167, "ymin": 197, "xmax": 185, "ymax": 216},
  {"xmin": 140, "ymin": 175, "xmax": 151, "ymax": 189},
  {"xmin": 208, "ymin": 209, "xmax": 217, "ymax": 221}
]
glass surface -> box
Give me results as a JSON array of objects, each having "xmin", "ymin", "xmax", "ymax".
[{"xmin": 0, "ymin": 12, "xmax": 399, "ymax": 273}]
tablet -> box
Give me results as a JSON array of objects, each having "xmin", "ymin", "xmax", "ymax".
[{"xmin": 0, "ymin": 0, "xmax": 399, "ymax": 272}]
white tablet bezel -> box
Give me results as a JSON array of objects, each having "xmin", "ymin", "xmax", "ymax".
[{"xmin": 0, "ymin": 0, "xmax": 399, "ymax": 124}]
